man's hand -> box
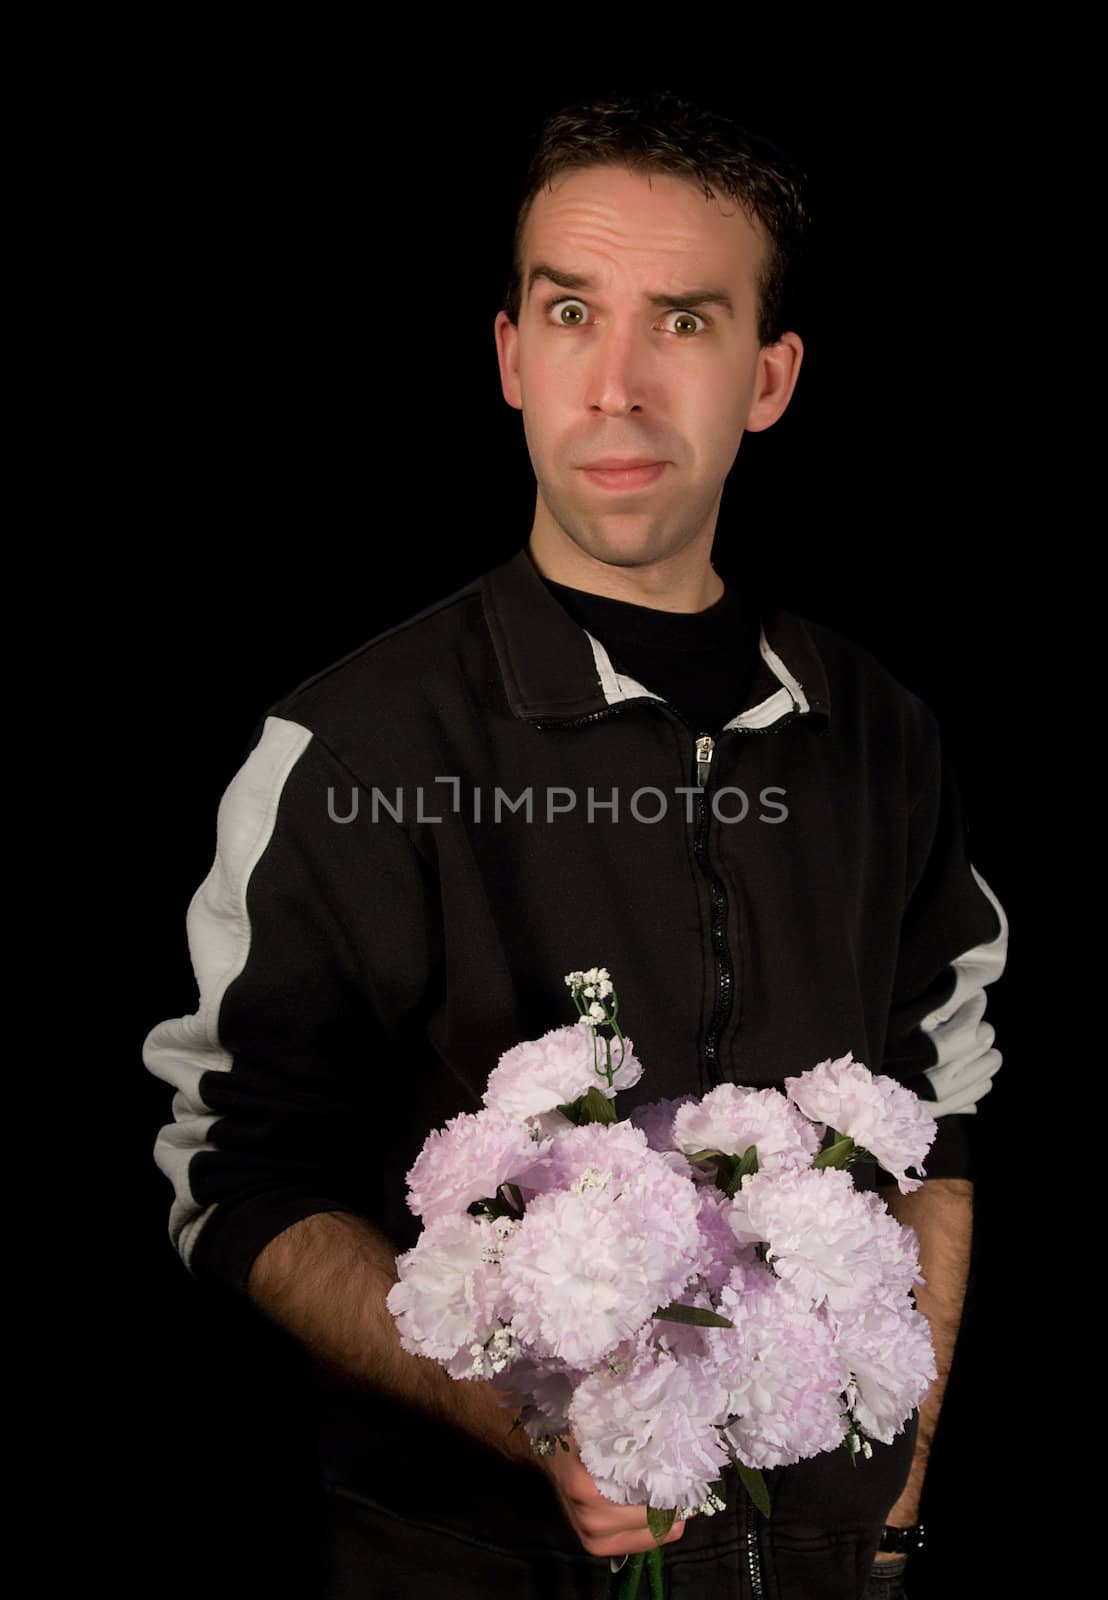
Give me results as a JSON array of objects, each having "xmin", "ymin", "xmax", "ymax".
[{"xmin": 536, "ymin": 1430, "xmax": 687, "ymax": 1559}]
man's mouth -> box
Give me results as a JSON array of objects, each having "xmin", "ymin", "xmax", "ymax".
[{"xmin": 579, "ymin": 461, "xmax": 668, "ymax": 492}]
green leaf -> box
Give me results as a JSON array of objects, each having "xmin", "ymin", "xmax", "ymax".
[
  {"xmin": 723, "ymin": 1167, "xmax": 746, "ymax": 1200},
  {"xmin": 653, "ymin": 1302, "xmax": 735, "ymax": 1328},
  {"xmin": 736, "ymin": 1462, "xmax": 772, "ymax": 1518},
  {"xmin": 646, "ymin": 1505, "xmax": 676, "ymax": 1542},
  {"xmin": 555, "ymin": 1099, "xmax": 584, "ymax": 1125},
  {"xmin": 721, "ymin": 1143, "xmax": 760, "ymax": 1197},
  {"xmin": 684, "ymin": 1148, "xmax": 725, "ymax": 1163},
  {"xmin": 579, "ymin": 1086, "xmax": 617, "ymax": 1125},
  {"xmin": 736, "ymin": 1144, "xmax": 760, "ymax": 1180},
  {"xmin": 812, "ymin": 1136, "xmax": 855, "ymax": 1170},
  {"xmin": 713, "ymin": 1152, "xmax": 738, "ymax": 1195}
]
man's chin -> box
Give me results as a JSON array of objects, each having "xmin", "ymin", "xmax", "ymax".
[
  {"xmin": 559, "ymin": 518, "xmax": 675, "ymax": 568},
  {"xmin": 532, "ymin": 494, "xmax": 695, "ymax": 572}
]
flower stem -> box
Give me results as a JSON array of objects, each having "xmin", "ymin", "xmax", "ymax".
[
  {"xmin": 612, "ymin": 1551, "xmax": 645, "ymax": 1600},
  {"xmin": 645, "ymin": 1546, "xmax": 664, "ymax": 1598}
]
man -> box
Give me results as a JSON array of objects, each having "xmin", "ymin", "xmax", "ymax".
[{"xmin": 143, "ymin": 88, "xmax": 1008, "ymax": 1598}]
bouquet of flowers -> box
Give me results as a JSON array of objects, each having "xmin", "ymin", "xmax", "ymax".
[{"xmin": 387, "ymin": 968, "xmax": 938, "ymax": 1599}]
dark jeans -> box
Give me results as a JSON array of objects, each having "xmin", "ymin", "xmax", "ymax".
[
  {"xmin": 315, "ymin": 1408, "xmax": 919, "ymax": 1599},
  {"xmin": 859, "ymin": 1554, "xmax": 910, "ymax": 1600}
]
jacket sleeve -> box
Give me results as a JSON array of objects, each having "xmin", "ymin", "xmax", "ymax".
[
  {"xmin": 142, "ymin": 712, "xmax": 441, "ymax": 1297},
  {"xmin": 878, "ymin": 714, "xmax": 1009, "ymax": 1184}
]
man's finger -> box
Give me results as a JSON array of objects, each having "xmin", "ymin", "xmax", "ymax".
[{"xmin": 590, "ymin": 1519, "xmax": 688, "ymax": 1560}]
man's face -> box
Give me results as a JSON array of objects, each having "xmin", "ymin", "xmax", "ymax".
[{"xmin": 494, "ymin": 163, "xmax": 802, "ymax": 573}]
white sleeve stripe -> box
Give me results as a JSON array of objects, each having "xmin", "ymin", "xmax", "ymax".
[
  {"xmin": 918, "ymin": 864, "xmax": 1009, "ymax": 1116},
  {"xmin": 142, "ymin": 716, "xmax": 314, "ymax": 1269}
]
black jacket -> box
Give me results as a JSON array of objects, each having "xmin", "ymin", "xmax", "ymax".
[{"xmin": 142, "ymin": 542, "xmax": 1008, "ymax": 1533}]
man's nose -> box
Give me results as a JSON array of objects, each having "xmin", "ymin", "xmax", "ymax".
[{"xmin": 583, "ymin": 324, "xmax": 653, "ymax": 416}]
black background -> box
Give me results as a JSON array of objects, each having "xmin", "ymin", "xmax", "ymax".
[{"xmin": 116, "ymin": 56, "xmax": 1042, "ymax": 1600}]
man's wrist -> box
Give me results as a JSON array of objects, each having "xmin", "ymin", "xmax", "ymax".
[
  {"xmin": 444, "ymin": 1373, "xmax": 546, "ymax": 1472},
  {"xmin": 878, "ymin": 1521, "xmax": 926, "ymax": 1555}
]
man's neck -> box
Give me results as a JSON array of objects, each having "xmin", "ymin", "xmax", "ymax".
[{"xmin": 527, "ymin": 529, "xmax": 724, "ymax": 615}]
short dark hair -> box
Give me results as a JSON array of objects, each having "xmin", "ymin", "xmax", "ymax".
[{"xmin": 502, "ymin": 86, "xmax": 811, "ymax": 349}]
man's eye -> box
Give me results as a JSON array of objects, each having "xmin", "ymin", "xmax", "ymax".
[
  {"xmin": 664, "ymin": 310, "xmax": 707, "ymax": 336},
  {"xmin": 548, "ymin": 298, "xmax": 588, "ymax": 326}
]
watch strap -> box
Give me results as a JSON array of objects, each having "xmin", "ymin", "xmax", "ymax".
[{"xmin": 879, "ymin": 1521, "xmax": 926, "ymax": 1554}]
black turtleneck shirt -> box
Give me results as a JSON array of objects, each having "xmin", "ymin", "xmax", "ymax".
[{"xmin": 538, "ymin": 571, "xmax": 763, "ymax": 734}]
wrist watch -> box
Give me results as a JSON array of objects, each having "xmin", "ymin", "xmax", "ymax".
[{"xmin": 879, "ymin": 1521, "xmax": 926, "ymax": 1555}]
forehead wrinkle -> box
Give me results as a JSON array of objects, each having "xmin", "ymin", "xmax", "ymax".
[
  {"xmin": 527, "ymin": 221, "xmax": 717, "ymax": 302},
  {"xmin": 533, "ymin": 200, "xmax": 707, "ymax": 258},
  {"xmin": 525, "ymin": 187, "xmax": 754, "ymax": 307}
]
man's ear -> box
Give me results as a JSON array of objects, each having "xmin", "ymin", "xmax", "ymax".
[
  {"xmin": 494, "ymin": 310, "xmax": 523, "ymax": 411},
  {"xmin": 744, "ymin": 331, "xmax": 804, "ymax": 434}
]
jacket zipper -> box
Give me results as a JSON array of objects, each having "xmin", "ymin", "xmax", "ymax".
[
  {"xmin": 739, "ymin": 1470, "xmax": 766, "ymax": 1598},
  {"xmin": 685, "ymin": 709, "xmax": 808, "ymax": 1092},
  {"xmin": 692, "ymin": 733, "xmax": 734, "ymax": 1087},
  {"xmin": 749, "ymin": 1513, "xmax": 765, "ymax": 1598}
]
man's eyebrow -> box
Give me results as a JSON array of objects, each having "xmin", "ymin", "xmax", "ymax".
[{"xmin": 527, "ymin": 263, "xmax": 734, "ymax": 318}]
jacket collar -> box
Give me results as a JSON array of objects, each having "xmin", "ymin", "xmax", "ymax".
[{"xmin": 480, "ymin": 545, "xmax": 831, "ymax": 732}]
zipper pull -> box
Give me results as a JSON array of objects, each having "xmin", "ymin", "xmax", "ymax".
[{"xmin": 695, "ymin": 734, "xmax": 715, "ymax": 789}]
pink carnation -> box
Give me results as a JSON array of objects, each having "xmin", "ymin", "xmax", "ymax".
[
  {"xmin": 404, "ymin": 1107, "xmax": 552, "ymax": 1223},
  {"xmin": 490, "ymin": 1354, "xmax": 587, "ymax": 1447},
  {"xmin": 830, "ymin": 1296, "xmax": 938, "ymax": 1444},
  {"xmin": 727, "ymin": 1167, "xmax": 918, "ymax": 1313},
  {"xmin": 569, "ymin": 1343, "xmax": 732, "ymax": 1509},
  {"xmin": 530, "ymin": 1120, "xmax": 654, "ymax": 1194},
  {"xmin": 784, "ymin": 1051, "xmax": 937, "ymax": 1193},
  {"xmin": 386, "ymin": 1213, "xmax": 517, "ymax": 1375},
  {"xmin": 482, "ymin": 1024, "xmax": 643, "ymax": 1132},
  {"xmin": 708, "ymin": 1260, "xmax": 851, "ymax": 1469},
  {"xmin": 672, "ymin": 1084, "xmax": 823, "ymax": 1174},
  {"xmin": 499, "ymin": 1159, "xmax": 702, "ymax": 1366}
]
